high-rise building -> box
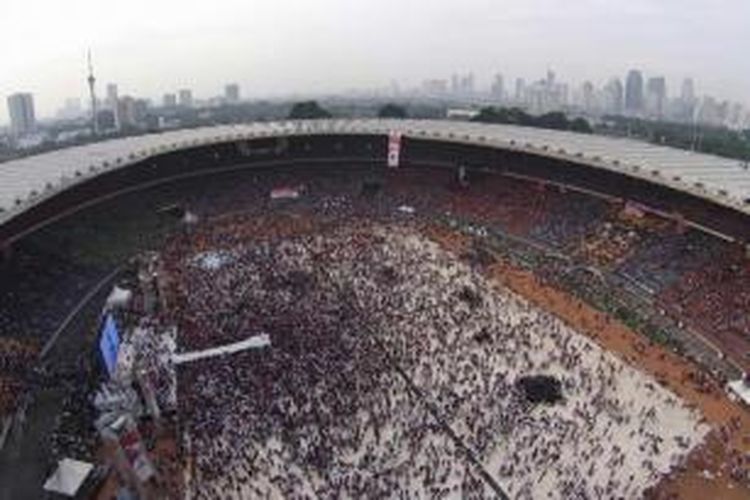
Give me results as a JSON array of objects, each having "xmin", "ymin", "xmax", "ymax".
[
  {"xmin": 460, "ymin": 73, "xmax": 475, "ymax": 97},
  {"xmin": 680, "ymin": 78, "xmax": 695, "ymax": 104},
  {"xmin": 581, "ymin": 81, "xmax": 595, "ymax": 113},
  {"xmin": 106, "ymin": 84, "xmax": 118, "ymax": 110},
  {"xmin": 224, "ymin": 84, "xmax": 240, "ymax": 104},
  {"xmin": 105, "ymin": 84, "xmax": 120, "ymax": 130},
  {"xmin": 422, "ymin": 79, "xmax": 448, "ymax": 96},
  {"xmin": 679, "ymin": 78, "xmax": 697, "ymax": 121},
  {"xmin": 697, "ymin": 96, "xmax": 723, "ymax": 126},
  {"xmin": 163, "ymin": 93, "xmax": 177, "ymax": 108},
  {"xmin": 625, "ymin": 70, "xmax": 644, "ymax": 115},
  {"xmin": 546, "ymin": 70, "xmax": 556, "ymax": 88},
  {"xmin": 603, "ymin": 78, "xmax": 624, "ymax": 115},
  {"xmin": 451, "ymin": 74, "xmax": 460, "ymax": 96},
  {"xmin": 514, "ymin": 78, "xmax": 526, "ymax": 103},
  {"xmin": 57, "ymin": 98, "xmax": 83, "ymax": 120},
  {"xmin": 7, "ymin": 92, "xmax": 36, "ymax": 137},
  {"xmin": 646, "ymin": 77, "xmax": 667, "ymax": 119},
  {"xmin": 118, "ymin": 97, "xmax": 136, "ymax": 128},
  {"xmin": 178, "ymin": 89, "xmax": 193, "ymax": 108},
  {"xmin": 490, "ymin": 74, "xmax": 505, "ymax": 101}
]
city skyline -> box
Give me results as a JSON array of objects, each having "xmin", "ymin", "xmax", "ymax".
[
  {"xmin": 5, "ymin": 67, "xmax": 748, "ymax": 126},
  {"xmin": 1, "ymin": 0, "xmax": 749, "ymax": 123}
]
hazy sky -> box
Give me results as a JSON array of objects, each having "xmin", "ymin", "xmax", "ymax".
[{"xmin": 1, "ymin": 0, "xmax": 748, "ymax": 123}]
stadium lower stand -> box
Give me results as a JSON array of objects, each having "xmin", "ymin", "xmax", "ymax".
[{"xmin": 0, "ymin": 125, "xmax": 748, "ymax": 498}]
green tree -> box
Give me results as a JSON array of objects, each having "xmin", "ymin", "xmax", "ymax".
[
  {"xmin": 537, "ymin": 112, "xmax": 570, "ymax": 130},
  {"xmin": 570, "ymin": 117, "xmax": 593, "ymax": 134},
  {"xmin": 377, "ymin": 103, "xmax": 408, "ymax": 119},
  {"xmin": 288, "ymin": 101, "xmax": 332, "ymax": 120}
]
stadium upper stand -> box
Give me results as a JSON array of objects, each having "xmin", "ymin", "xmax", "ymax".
[{"xmin": 0, "ymin": 119, "xmax": 749, "ymax": 245}]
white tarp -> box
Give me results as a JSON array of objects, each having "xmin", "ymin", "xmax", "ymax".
[
  {"xmin": 173, "ymin": 334, "xmax": 271, "ymax": 365},
  {"xmin": 43, "ymin": 458, "xmax": 93, "ymax": 497},
  {"xmin": 105, "ymin": 286, "xmax": 132, "ymax": 309},
  {"xmin": 728, "ymin": 379, "xmax": 750, "ymax": 406}
]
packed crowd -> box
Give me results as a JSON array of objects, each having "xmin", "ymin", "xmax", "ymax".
[
  {"xmin": 0, "ymin": 338, "xmax": 38, "ymax": 420},
  {"xmin": 615, "ymin": 230, "xmax": 724, "ymax": 295},
  {"xmin": 659, "ymin": 246, "xmax": 750, "ymax": 359},
  {"xmin": 0, "ymin": 162, "xmax": 747, "ymax": 496},
  {"xmin": 157, "ymin": 219, "xmax": 708, "ymax": 499}
]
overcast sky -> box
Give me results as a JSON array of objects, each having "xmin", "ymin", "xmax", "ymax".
[{"xmin": 1, "ymin": 0, "xmax": 748, "ymax": 123}]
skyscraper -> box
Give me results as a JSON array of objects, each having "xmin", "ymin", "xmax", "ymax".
[
  {"xmin": 178, "ymin": 89, "xmax": 193, "ymax": 108},
  {"xmin": 581, "ymin": 81, "xmax": 595, "ymax": 113},
  {"xmin": 106, "ymin": 84, "xmax": 120, "ymax": 130},
  {"xmin": 604, "ymin": 78, "xmax": 624, "ymax": 115},
  {"xmin": 451, "ymin": 74, "xmax": 460, "ymax": 96},
  {"xmin": 490, "ymin": 74, "xmax": 504, "ymax": 101},
  {"xmin": 224, "ymin": 84, "xmax": 240, "ymax": 104},
  {"xmin": 625, "ymin": 70, "xmax": 644, "ymax": 115},
  {"xmin": 679, "ymin": 78, "xmax": 697, "ymax": 121},
  {"xmin": 163, "ymin": 94, "xmax": 177, "ymax": 108},
  {"xmin": 87, "ymin": 51, "xmax": 99, "ymax": 135},
  {"xmin": 106, "ymin": 84, "xmax": 118, "ymax": 109},
  {"xmin": 460, "ymin": 73, "xmax": 475, "ymax": 97},
  {"xmin": 680, "ymin": 78, "xmax": 695, "ymax": 104},
  {"xmin": 514, "ymin": 78, "xmax": 526, "ymax": 104},
  {"xmin": 7, "ymin": 93, "xmax": 36, "ymax": 137},
  {"xmin": 646, "ymin": 77, "xmax": 667, "ymax": 119}
]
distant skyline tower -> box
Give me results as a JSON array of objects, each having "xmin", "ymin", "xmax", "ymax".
[
  {"xmin": 581, "ymin": 81, "xmax": 595, "ymax": 113},
  {"xmin": 106, "ymin": 83, "xmax": 120, "ymax": 130},
  {"xmin": 163, "ymin": 93, "xmax": 177, "ymax": 108},
  {"xmin": 490, "ymin": 74, "xmax": 505, "ymax": 101},
  {"xmin": 681, "ymin": 78, "xmax": 696, "ymax": 103},
  {"xmin": 680, "ymin": 78, "xmax": 697, "ymax": 121},
  {"xmin": 7, "ymin": 92, "xmax": 36, "ymax": 137},
  {"xmin": 604, "ymin": 78, "xmax": 624, "ymax": 115},
  {"xmin": 515, "ymin": 78, "xmax": 526, "ymax": 103},
  {"xmin": 87, "ymin": 50, "xmax": 99, "ymax": 136},
  {"xmin": 646, "ymin": 76, "xmax": 667, "ymax": 119},
  {"xmin": 178, "ymin": 89, "xmax": 193, "ymax": 108},
  {"xmin": 625, "ymin": 69, "xmax": 644, "ymax": 115},
  {"xmin": 224, "ymin": 83, "xmax": 240, "ymax": 104},
  {"xmin": 106, "ymin": 83, "xmax": 118, "ymax": 110}
]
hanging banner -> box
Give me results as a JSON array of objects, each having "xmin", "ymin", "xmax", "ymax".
[
  {"xmin": 99, "ymin": 314, "xmax": 120, "ymax": 378},
  {"xmin": 387, "ymin": 131, "xmax": 402, "ymax": 168}
]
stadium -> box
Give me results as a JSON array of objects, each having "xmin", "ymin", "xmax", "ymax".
[{"xmin": 0, "ymin": 119, "xmax": 749, "ymax": 499}]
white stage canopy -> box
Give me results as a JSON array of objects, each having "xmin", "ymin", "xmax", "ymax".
[{"xmin": 43, "ymin": 458, "xmax": 94, "ymax": 497}]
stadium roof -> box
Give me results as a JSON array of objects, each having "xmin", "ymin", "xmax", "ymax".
[{"xmin": 1, "ymin": 119, "xmax": 749, "ymax": 228}]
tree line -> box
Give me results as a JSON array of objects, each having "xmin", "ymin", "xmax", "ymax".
[{"xmin": 471, "ymin": 107, "xmax": 593, "ymax": 134}]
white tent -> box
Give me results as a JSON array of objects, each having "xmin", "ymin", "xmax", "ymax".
[
  {"xmin": 43, "ymin": 458, "xmax": 93, "ymax": 497},
  {"xmin": 105, "ymin": 286, "xmax": 132, "ymax": 309},
  {"xmin": 728, "ymin": 379, "xmax": 750, "ymax": 406}
]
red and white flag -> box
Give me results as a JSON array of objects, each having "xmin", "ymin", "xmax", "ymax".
[{"xmin": 387, "ymin": 131, "xmax": 402, "ymax": 168}]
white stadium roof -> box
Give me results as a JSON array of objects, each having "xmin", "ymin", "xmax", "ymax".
[{"xmin": 1, "ymin": 119, "xmax": 749, "ymax": 228}]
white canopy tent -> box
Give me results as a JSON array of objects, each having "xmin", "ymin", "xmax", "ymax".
[
  {"xmin": 105, "ymin": 286, "xmax": 133, "ymax": 310},
  {"xmin": 43, "ymin": 458, "xmax": 94, "ymax": 497}
]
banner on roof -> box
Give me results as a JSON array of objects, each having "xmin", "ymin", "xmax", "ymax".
[
  {"xmin": 99, "ymin": 314, "xmax": 120, "ymax": 378},
  {"xmin": 387, "ymin": 131, "xmax": 402, "ymax": 168}
]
